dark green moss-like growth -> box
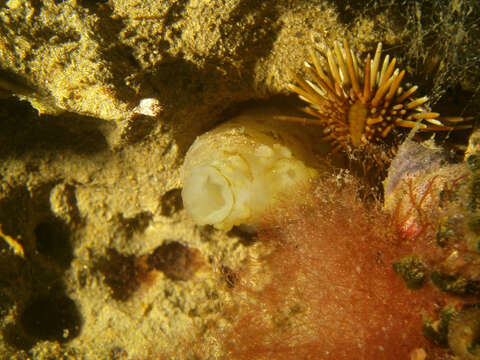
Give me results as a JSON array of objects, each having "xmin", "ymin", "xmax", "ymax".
[
  {"xmin": 430, "ymin": 271, "xmax": 480, "ymax": 297},
  {"xmin": 468, "ymin": 175, "xmax": 480, "ymax": 213},
  {"xmin": 392, "ymin": 256, "xmax": 427, "ymax": 289},
  {"xmin": 436, "ymin": 216, "xmax": 462, "ymax": 248},
  {"xmin": 467, "ymin": 155, "xmax": 480, "ymax": 172},
  {"xmin": 423, "ymin": 306, "xmax": 458, "ymax": 348},
  {"xmin": 468, "ymin": 215, "xmax": 480, "ymax": 237}
]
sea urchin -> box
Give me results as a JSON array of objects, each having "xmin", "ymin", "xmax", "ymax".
[{"xmin": 279, "ymin": 40, "xmax": 470, "ymax": 170}]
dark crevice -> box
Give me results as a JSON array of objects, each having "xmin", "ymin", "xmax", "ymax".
[
  {"xmin": 227, "ymin": 225, "xmax": 257, "ymax": 246},
  {"xmin": 111, "ymin": 211, "xmax": 153, "ymax": 240},
  {"xmin": 0, "ymin": 98, "xmax": 112, "ymax": 159},
  {"xmin": 161, "ymin": 188, "xmax": 183, "ymax": 217},
  {"xmin": 34, "ymin": 219, "xmax": 73, "ymax": 269},
  {"xmin": 20, "ymin": 293, "xmax": 82, "ymax": 343},
  {"xmin": 0, "ymin": 183, "xmax": 79, "ymax": 350}
]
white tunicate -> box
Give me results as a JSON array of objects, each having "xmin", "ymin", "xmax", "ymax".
[{"xmin": 181, "ymin": 107, "xmax": 318, "ymax": 230}]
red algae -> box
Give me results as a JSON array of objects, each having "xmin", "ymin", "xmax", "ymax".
[
  {"xmin": 385, "ymin": 143, "xmax": 480, "ymax": 295},
  {"xmin": 220, "ymin": 176, "xmax": 450, "ymax": 360}
]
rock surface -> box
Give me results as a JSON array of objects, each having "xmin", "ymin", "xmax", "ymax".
[{"xmin": 0, "ymin": 0, "xmax": 479, "ymax": 359}]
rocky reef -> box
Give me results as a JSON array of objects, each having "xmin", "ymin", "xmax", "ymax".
[{"xmin": 0, "ymin": 1, "xmax": 479, "ymax": 359}]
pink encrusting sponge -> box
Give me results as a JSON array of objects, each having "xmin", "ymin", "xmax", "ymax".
[{"xmin": 221, "ymin": 176, "xmax": 449, "ymax": 360}]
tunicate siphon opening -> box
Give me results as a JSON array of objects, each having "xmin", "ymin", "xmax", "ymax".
[{"xmin": 182, "ymin": 165, "xmax": 234, "ymax": 225}]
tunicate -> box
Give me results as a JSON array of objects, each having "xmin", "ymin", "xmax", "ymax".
[{"xmin": 181, "ymin": 107, "xmax": 318, "ymax": 230}]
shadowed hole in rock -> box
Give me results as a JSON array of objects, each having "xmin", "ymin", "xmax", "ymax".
[
  {"xmin": 0, "ymin": 288, "xmax": 13, "ymax": 317},
  {"xmin": 120, "ymin": 113, "xmax": 157, "ymax": 144},
  {"xmin": 20, "ymin": 294, "xmax": 82, "ymax": 343},
  {"xmin": 161, "ymin": 188, "xmax": 183, "ymax": 217},
  {"xmin": 116, "ymin": 211, "xmax": 153, "ymax": 238},
  {"xmin": 78, "ymin": 0, "xmax": 109, "ymax": 7},
  {"xmin": 0, "ymin": 99, "xmax": 112, "ymax": 158},
  {"xmin": 227, "ymin": 225, "xmax": 257, "ymax": 246},
  {"xmin": 198, "ymin": 224, "xmax": 216, "ymax": 243},
  {"xmin": 2, "ymin": 323, "xmax": 36, "ymax": 351},
  {"xmin": 34, "ymin": 220, "xmax": 73, "ymax": 269}
]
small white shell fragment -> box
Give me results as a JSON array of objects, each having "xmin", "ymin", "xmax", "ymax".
[
  {"xmin": 133, "ymin": 98, "xmax": 163, "ymax": 117},
  {"xmin": 181, "ymin": 107, "xmax": 318, "ymax": 230}
]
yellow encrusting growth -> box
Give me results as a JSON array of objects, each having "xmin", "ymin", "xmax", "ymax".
[{"xmin": 0, "ymin": 224, "xmax": 24, "ymax": 258}]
